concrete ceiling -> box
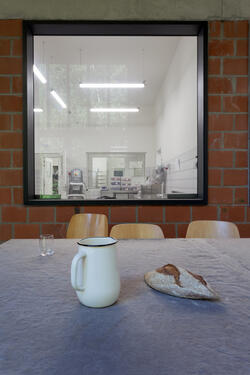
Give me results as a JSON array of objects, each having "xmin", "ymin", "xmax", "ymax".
[{"xmin": 1, "ymin": 0, "xmax": 250, "ymax": 20}]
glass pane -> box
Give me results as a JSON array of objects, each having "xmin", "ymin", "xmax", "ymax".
[{"xmin": 33, "ymin": 35, "xmax": 197, "ymax": 201}]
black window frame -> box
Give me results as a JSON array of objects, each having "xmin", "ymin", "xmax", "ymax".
[{"xmin": 23, "ymin": 20, "xmax": 208, "ymax": 206}]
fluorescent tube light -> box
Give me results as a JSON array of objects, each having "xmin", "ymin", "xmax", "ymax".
[
  {"xmin": 33, "ymin": 108, "xmax": 43, "ymax": 113},
  {"xmin": 110, "ymin": 145, "xmax": 128, "ymax": 149},
  {"xmin": 90, "ymin": 108, "xmax": 139, "ymax": 113},
  {"xmin": 50, "ymin": 90, "xmax": 67, "ymax": 109},
  {"xmin": 80, "ymin": 83, "xmax": 145, "ymax": 89},
  {"xmin": 33, "ymin": 65, "xmax": 47, "ymax": 84}
]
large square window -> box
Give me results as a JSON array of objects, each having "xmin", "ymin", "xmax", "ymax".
[{"xmin": 23, "ymin": 21, "xmax": 207, "ymax": 205}]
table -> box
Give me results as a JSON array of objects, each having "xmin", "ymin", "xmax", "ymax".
[
  {"xmin": 100, "ymin": 189, "xmax": 138, "ymax": 199},
  {"xmin": 1, "ymin": 239, "xmax": 250, "ymax": 375}
]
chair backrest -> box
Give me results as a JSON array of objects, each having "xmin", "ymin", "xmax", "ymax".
[
  {"xmin": 66, "ymin": 213, "xmax": 108, "ymax": 238},
  {"xmin": 186, "ymin": 220, "xmax": 240, "ymax": 238},
  {"xmin": 110, "ymin": 223, "xmax": 164, "ymax": 239}
]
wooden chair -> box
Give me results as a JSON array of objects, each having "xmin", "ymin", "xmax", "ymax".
[
  {"xmin": 110, "ymin": 223, "xmax": 164, "ymax": 239},
  {"xmin": 66, "ymin": 213, "xmax": 108, "ymax": 238},
  {"xmin": 186, "ymin": 220, "xmax": 240, "ymax": 238}
]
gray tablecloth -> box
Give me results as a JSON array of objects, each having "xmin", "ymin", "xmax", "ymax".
[{"xmin": 0, "ymin": 239, "xmax": 250, "ymax": 375}]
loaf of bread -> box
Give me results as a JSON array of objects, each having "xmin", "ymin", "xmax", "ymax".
[{"xmin": 144, "ymin": 264, "xmax": 219, "ymax": 300}]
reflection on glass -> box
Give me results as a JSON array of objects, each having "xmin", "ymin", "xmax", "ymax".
[{"xmin": 34, "ymin": 35, "xmax": 197, "ymax": 200}]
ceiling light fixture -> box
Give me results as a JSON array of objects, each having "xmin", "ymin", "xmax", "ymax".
[
  {"xmin": 33, "ymin": 108, "xmax": 43, "ymax": 113},
  {"xmin": 80, "ymin": 83, "xmax": 145, "ymax": 89},
  {"xmin": 50, "ymin": 90, "xmax": 67, "ymax": 109},
  {"xmin": 90, "ymin": 108, "xmax": 139, "ymax": 113},
  {"xmin": 110, "ymin": 145, "xmax": 128, "ymax": 149},
  {"xmin": 33, "ymin": 65, "xmax": 47, "ymax": 84}
]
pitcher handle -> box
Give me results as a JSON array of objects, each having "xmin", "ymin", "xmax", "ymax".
[{"xmin": 71, "ymin": 252, "xmax": 86, "ymax": 291}]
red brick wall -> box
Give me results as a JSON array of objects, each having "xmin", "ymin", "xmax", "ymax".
[{"xmin": 0, "ymin": 20, "xmax": 249, "ymax": 240}]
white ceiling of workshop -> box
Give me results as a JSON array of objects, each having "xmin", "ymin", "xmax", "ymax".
[{"xmin": 34, "ymin": 35, "xmax": 196, "ymax": 128}]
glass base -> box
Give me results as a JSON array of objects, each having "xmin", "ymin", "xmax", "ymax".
[{"xmin": 47, "ymin": 249, "xmax": 55, "ymax": 256}]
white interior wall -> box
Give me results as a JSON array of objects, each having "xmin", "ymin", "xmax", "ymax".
[
  {"xmin": 35, "ymin": 123, "xmax": 156, "ymax": 179},
  {"xmin": 154, "ymin": 37, "xmax": 197, "ymax": 165}
]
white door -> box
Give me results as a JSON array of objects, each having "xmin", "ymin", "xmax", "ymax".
[
  {"xmin": 52, "ymin": 157, "xmax": 61, "ymax": 195},
  {"xmin": 43, "ymin": 157, "xmax": 53, "ymax": 194}
]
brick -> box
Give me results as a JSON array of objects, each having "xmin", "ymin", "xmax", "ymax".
[
  {"xmin": 0, "ymin": 150, "xmax": 11, "ymax": 167},
  {"xmin": 0, "ymin": 95, "xmax": 22, "ymax": 112},
  {"xmin": 235, "ymin": 114, "xmax": 248, "ymax": 130},
  {"xmin": 235, "ymin": 188, "xmax": 248, "ymax": 204},
  {"xmin": 237, "ymin": 224, "xmax": 250, "ymax": 238},
  {"xmin": 223, "ymin": 59, "xmax": 248, "ymax": 75},
  {"xmin": 247, "ymin": 209, "xmax": 250, "ymax": 221},
  {"xmin": 236, "ymin": 40, "xmax": 248, "ymax": 57},
  {"xmin": 13, "ymin": 187, "xmax": 23, "ymax": 204},
  {"xmin": 83, "ymin": 206, "xmax": 109, "ymax": 216},
  {"xmin": 165, "ymin": 206, "xmax": 190, "ymax": 222},
  {"xmin": 0, "ymin": 39, "xmax": 10, "ymax": 55},
  {"xmin": 209, "ymin": 21, "xmax": 221, "ymax": 37},
  {"xmin": 231, "ymin": 168, "xmax": 247, "ymax": 188},
  {"xmin": 208, "ymin": 58, "xmax": 220, "ymax": 75},
  {"xmin": 29, "ymin": 207, "xmax": 54, "ymax": 222},
  {"xmin": 208, "ymin": 40, "xmax": 234, "ymax": 57},
  {"xmin": 138, "ymin": 206, "xmax": 163, "ymax": 223},
  {"xmin": 208, "ymin": 188, "xmax": 233, "ymax": 204},
  {"xmin": 0, "ymin": 114, "xmax": 11, "ymax": 130},
  {"xmin": 2, "ymin": 206, "xmax": 26, "ymax": 222},
  {"xmin": 220, "ymin": 206, "xmax": 245, "ymax": 222},
  {"xmin": 14, "ymin": 224, "xmax": 40, "ymax": 239},
  {"xmin": 13, "ymin": 150, "xmax": 23, "ymax": 167},
  {"xmin": 56, "ymin": 206, "xmax": 75, "ymax": 222},
  {"xmin": 235, "ymin": 151, "xmax": 248, "ymax": 168},
  {"xmin": 0, "ymin": 77, "xmax": 10, "ymax": 93},
  {"xmin": 208, "ymin": 114, "xmax": 233, "ymax": 131},
  {"xmin": 236, "ymin": 77, "xmax": 248, "ymax": 94},
  {"xmin": 159, "ymin": 224, "xmax": 176, "ymax": 238},
  {"xmin": 111, "ymin": 206, "xmax": 136, "ymax": 223},
  {"xmin": 41, "ymin": 224, "xmax": 67, "ymax": 238},
  {"xmin": 208, "ymin": 77, "xmax": 232, "ymax": 94},
  {"xmin": 208, "ymin": 133, "xmax": 223, "ymax": 149},
  {"xmin": 12, "ymin": 76, "xmax": 22, "ymax": 93},
  {"xmin": 0, "ymin": 20, "xmax": 22, "ymax": 36},
  {"xmin": 177, "ymin": 224, "xmax": 189, "ymax": 238},
  {"xmin": 208, "ymin": 151, "xmax": 233, "ymax": 167},
  {"xmin": 13, "ymin": 114, "xmax": 22, "ymax": 130},
  {"xmin": 0, "ymin": 132, "xmax": 22, "ymax": 148},
  {"xmin": 224, "ymin": 169, "xmax": 248, "ymax": 186},
  {"xmin": 0, "ymin": 169, "xmax": 22, "ymax": 186},
  {"xmin": 208, "ymin": 96, "xmax": 221, "ymax": 112},
  {"xmin": 224, "ymin": 132, "xmax": 248, "ymax": 149},
  {"xmin": 12, "ymin": 40, "xmax": 22, "ymax": 56},
  {"xmin": 0, "ymin": 188, "xmax": 11, "ymax": 204},
  {"xmin": 223, "ymin": 96, "xmax": 248, "ymax": 113},
  {"xmin": 224, "ymin": 21, "xmax": 248, "ymax": 38},
  {"xmin": 0, "ymin": 57, "xmax": 22, "ymax": 74},
  {"xmin": 192, "ymin": 206, "xmax": 218, "ymax": 221},
  {"xmin": 0, "ymin": 224, "xmax": 12, "ymax": 242},
  {"xmin": 208, "ymin": 169, "xmax": 222, "ymax": 186}
]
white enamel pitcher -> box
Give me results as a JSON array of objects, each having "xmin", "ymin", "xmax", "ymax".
[{"xmin": 71, "ymin": 237, "xmax": 120, "ymax": 308}]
